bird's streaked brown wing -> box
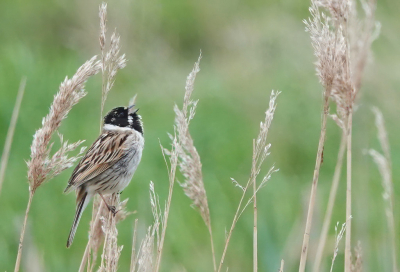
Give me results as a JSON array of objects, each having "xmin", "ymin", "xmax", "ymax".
[{"xmin": 64, "ymin": 132, "xmax": 129, "ymax": 193}]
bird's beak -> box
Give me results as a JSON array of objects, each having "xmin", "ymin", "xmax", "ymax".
[{"xmin": 133, "ymin": 108, "xmax": 139, "ymax": 114}]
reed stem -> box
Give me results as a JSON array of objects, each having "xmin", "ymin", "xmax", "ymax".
[
  {"xmin": 345, "ymin": 111, "xmax": 353, "ymax": 272},
  {"xmin": 313, "ymin": 131, "xmax": 346, "ymax": 272},
  {"xmin": 14, "ymin": 190, "xmax": 34, "ymax": 272},
  {"xmin": 299, "ymin": 92, "xmax": 330, "ymax": 272}
]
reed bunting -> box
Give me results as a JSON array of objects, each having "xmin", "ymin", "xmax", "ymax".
[{"xmin": 64, "ymin": 105, "xmax": 144, "ymax": 248}]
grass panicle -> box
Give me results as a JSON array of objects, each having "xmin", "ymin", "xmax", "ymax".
[
  {"xmin": 301, "ymin": 1, "xmax": 377, "ymax": 270},
  {"xmin": 330, "ymin": 218, "xmax": 350, "ymax": 272},
  {"xmin": 99, "ymin": 2, "xmax": 127, "ymax": 123},
  {"xmin": 218, "ymin": 90, "xmax": 279, "ymax": 272},
  {"xmin": 368, "ymin": 107, "xmax": 397, "ymax": 272},
  {"xmin": 14, "ymin": 55, "xmax": 100, "ymax": 272},
  {"xmin": 172, "ymin": 53, "xmax": 217, "ymax": 271}
]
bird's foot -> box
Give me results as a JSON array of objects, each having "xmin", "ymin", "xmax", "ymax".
[{"xmin": 107, "ymin": 205, "xmax": 118, "ymax": 216}]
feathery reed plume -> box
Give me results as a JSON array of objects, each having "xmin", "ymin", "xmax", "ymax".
[
  {"xmin": 330, "ymin": 219, "xmax": 349, "ymax": 272},
  {"xmin": 300, "ymin": 1, "xmax": 346, "ymax": 269},
  {"xmin": 174, "ymin": 55, "xmax": 208, "ymax": 223},
  {"xmin": 14, "ymin": 56, "xmax": 100, "ymax": 272},
  {"xmin": 99, "ymin": 2, "xmax": 127, "ymax": 125},
  {"xmin": 172, "ymin": 53, "xmax": 217, "ymax": 271},
  {"xmin": 368, "ymin": 107, "xmax": 397, "ymax": 272},
  {"xmin": 0, "ymin": 77, "xmax": 26, "ymax": 196},
  {"xmin": 218, "ymin": 91, "xmax": 280, "ymax": 272},
  {"xmin": 302, "ymin": 1, "xmax": 377, "ymax": 270}
]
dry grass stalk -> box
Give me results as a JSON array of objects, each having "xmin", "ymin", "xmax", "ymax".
[
  {"xmin": 97, "ymin": 194, "xmax": 129, "ymax": 272},
  {"xmin": 368, "ymin": 107, "xmax": 398, "ymax": 272},
  {"xmin": 218, "ymin": 91, "xmax": 280, "ymax": 272},
  {"xmin": 302, "ymin": 1, "xmax": 377, "ymax": 270},
  {"xmin": 81, "ymin": 4, "xmax": 128, "ymax": 270},
  {"xmin": 99, "ymin": 2, "xmax": 127, "ymax": 125},
  {"xmin": 253, "ymin": 140, "xmax": 258, "ymax": 272},
  {"xmin": 131, "ymin": 181, "xmax": 162, "ymax": 272},
  {"xmin": 172, "ymin": 54, "xmax": 217, "ymax": 271},
  {"xmin": 14, "ymin": 56, "xmax": 100, "ymax": 272},
  {"xmin": 279, "ymin": 260, "xmax": 285, "ymax": 272},
  {"xmin": 298, "ymin": 91, "xmax": 329, "ymax": 272},
  {"xmin": 80, "ymin": 196, "xmax": 131, "ymax": 272},
  {"xmin": 130, "ymin": 219, "xmax": 139, "ymax": 271},
  {"xmin": 313, "ymin": 131, "xmax": 346, "ymax": 272},
  {"xmin": 27, "ymin": 56, "xmax": 99, "ymax": 192},
  {"xmin": 0, "ymin": 77, "xmax": 26, "ymax": 196},
  {"xmin": 330, "ymin": 218, "xmax": 350, "ymax": 272},
  {"xmin": 300, "ymin": 1, "xmax": 348, "ymax": 268},
  {"xmin": 87, "ymin": 197, "xmax": 104, "ymax": 272},
  {"xmin": 79, "ymin": 197, "xmax": 104, "ymax": 272},
  {"xmin": 154, "ymin": 138, "xmax": 178, "ymax": 271}
]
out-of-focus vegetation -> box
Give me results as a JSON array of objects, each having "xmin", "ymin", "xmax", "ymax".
[{"xmin": 0, "ymin": 0, "xmax": 399, "ymax": 271}]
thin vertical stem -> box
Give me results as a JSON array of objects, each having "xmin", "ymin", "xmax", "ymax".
[
  {"xmin": 345, "ymin": 111, "xmax": 353, "ymax": 272},
  {"xmin": 279, "ymin": 259, "xmax": 285, "ymax": 272},
  {"xmin": 218, "ymin": 177, "xmax": 252, "ymax": 272},
  {"xmin": 130, "ymin": 219, "xmax": 139, "ymax": 271},
  {"xmin": 79, "ymin": 200, "xmax": 105, "ymax": 272},
  {"xmin": 313, "ymin": 131, "xmax": 347, "ymax": 272},
  {"xmin": 253, "ymin": 140, "xmax": 258, "ymax": 272},
  {"xmin": 299, "ymin": 92, "xmax": 330, "ymax": 272},
  {"xmin": 0, "ymin": 77, "xmax": 26, "ymax": 196},
  {"xmin": 388, "ymin": 196, "xmax": 398, "ymax": 272},
  {"xmin": 154, "ymin": 146, "xmax": 177, "ymax": 272},
  {"xmin": 14, "ymin": 190, "xmax": 34, "ymax": 272},
  {"xmin": 208, "ymin": 226, "xmax": 217, "ymax": 272}
]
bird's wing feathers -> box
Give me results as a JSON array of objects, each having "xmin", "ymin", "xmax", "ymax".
[{"xmin": 64, "ymin": 132, "xmax": 130, "ymax": 193}]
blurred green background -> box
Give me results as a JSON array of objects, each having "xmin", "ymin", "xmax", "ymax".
[{"xmin": 0, "ymin": 0, "xmax": 399, "ymax": 271}]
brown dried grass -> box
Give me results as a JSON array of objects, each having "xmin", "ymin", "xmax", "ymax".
[
  {"xmin": 301, "ymin": 1, "xmax": 377, "ymax": 270},
  {"xmin": 15, "ymin": 55, "xmax": 100, "ymax": 272}
]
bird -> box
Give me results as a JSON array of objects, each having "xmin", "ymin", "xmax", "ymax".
[{"xmin": 64, "ymin": 105, "xmax": 144, "ymax": 248}]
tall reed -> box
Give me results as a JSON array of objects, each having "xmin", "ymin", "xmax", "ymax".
[
  {"xmin": 0, "ymin": 77, "xmax": 26, "ymax": 197},
  {"xmin": 172, "ymin": 54, "xmax": 217, "ymax": 271},
  {"xmin": 79, "ymin": 4, "xmax": 127, "ymax": 270},
  {"xmin": 14, "ymin": 56, "xmax": 100, "ymax": 272},
  {"xmin": 301, "ymin": 1, "xmax": 377, "ymax": 270}
]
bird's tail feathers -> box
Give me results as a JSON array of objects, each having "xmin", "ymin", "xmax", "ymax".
[
  {"xmin": 64, "ymin": 183, "xmax": 73, "ymax": 194},
  {"xmin": 66, "ymin": 189, "xmax": 90, "ymax": 248}
]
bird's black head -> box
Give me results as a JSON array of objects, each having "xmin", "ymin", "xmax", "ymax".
[{"xmin": 103, "ymin": 106, "xmax": 143, "ymax": 135}]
